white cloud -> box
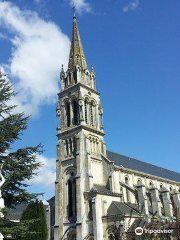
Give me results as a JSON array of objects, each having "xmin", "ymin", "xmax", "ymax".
[
  {"xmin": 28, "ymin": 154, "xmax": 56, "ymax": 189},
  {"xmin": 123, "ymin": 0, "xmax": 139, "ymax": 12},
  {"xmin": 0, "ymin": 32, "xmax": 7, "ymax": 39},
  {"xmin": 0, "ymin": 1, "xmax": 70, "ymax": 115},
  {"xmin": 70, "ymin": 0, "xmax": 92, "ymax": 15},
  {"xmin": 42, "ymin": 199, "xmax": 49, "ymax": 205}
]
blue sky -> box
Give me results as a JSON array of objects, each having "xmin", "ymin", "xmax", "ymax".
[{"xmin": 0, "ymin": 0, "xmax": 180, "ymax": 200}]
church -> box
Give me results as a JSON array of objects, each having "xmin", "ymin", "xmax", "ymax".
[{"xmin": 46, "ymin": 14, "xmax": 180, "ymax": 240}]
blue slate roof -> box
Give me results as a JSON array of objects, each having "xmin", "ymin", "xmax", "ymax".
[{"xmin": 107, "ymin": 150, "xmax": 180, "ymax": 183}]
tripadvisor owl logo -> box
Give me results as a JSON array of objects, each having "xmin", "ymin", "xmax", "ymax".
[{"xmin": 135, "ymin": 227, "xmax": 144, "ymax": 236}]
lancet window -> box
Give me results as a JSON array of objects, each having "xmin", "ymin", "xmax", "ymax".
[
  {"xmin": 73, "ymin": 67, "xmax": 77, "ymax": 84},
  {"xmin": 68, "ymin": 72, "xmax": 71, "ymax": 84},
  {"xmin": 64, "ymin": 98, "xmax": 80, "ymax": 128},
  {"xmin": 65, "ymin": 78, "xmax": 68, "ymax": 88},
  {"xmin": 89, "ymin": 135, "xmax": 99, "ymax": 156},
  {"xmin": 66, "ymin": 102, "xmax": 71, "ymax": 127},
  {"xmin": 67, "ymin": 232, "xmax": 76, "ymax": 240},
  {"xmin": 72, "ymin": 99, "xmax": 78, "ymax": 125},
  {"xmin": 88, "ymin": 200, "xmax": 93, "ymax": 219},
  {"xmin": 84, "ymin": 98, "xmax": 96, "ymax": 127},
  {"xmin": 64, "ymin": 137, "xmax": 76, "ymax": 157},
  {"xmin": 90, "ymin": 102, "xmax": 94, "ymax": 126},
  {"xmin": 84, "ymin": 99, "xmax": 88, "ymax": 124},
  {"xmin": 125, "ymin": 176, "xmax": 130, "ymax": 202},
  {"xmin": 67, "ymin": 170, "xmax": 76, "ymax": 219}
]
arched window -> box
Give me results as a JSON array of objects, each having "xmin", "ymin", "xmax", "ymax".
[
  {"xmin": 109, "ymin": 232, "xmax": 115, "ymax": 240},
  {"xmin": 67, "ymin": 171, "xmax": 76, "ymax": 218},
  {"xmin": 68, "ymin": 72, "xmax": 71, "ymax": 84},
  {"xmin": 85, "ymin": 99, "xmax": 88, "ymax": 124},
  {"xmin": 66, "ymin": 139, "xmax": 69, "ymax": 156},
  {"xmin": 69, "ymin": 138, "xmax": 73, "ymax": 154},
  {"xmin": 66, "ymin": 102, "xmax": 71, "ymax": 127},
  {"xmin": 72, "ymin": 100, "xmax": 78, "ymax": 125},
  {"xmin": 71, "ymin": 234, "xmax": 76, "ymax": 240},
  {"xmin": 73, "ymin": 67, "xmax": 77, "ymax": 84},
  {"xmin": 65, "ymin": 78, "xmax": 68, "ymax": 88},
  {"xmin": 125, "ymin": 177, "xmax": 130, "ymax": 202},
  {"xmin": 88, "ymin": 200, "xmax": 93, "ymax": 219},
  {"xmin": 73, "ymin": 137, "xmax": 76, "ymax": 155},
  {"xmin": 68, "ymin": 180, "xmax": 73, "ymax": 217},
  {"xmin": 107, "ymin": 227, "xmax": 118, "ymax": 240},
  {"xmin": 67, "ymin": 230, "xmax": 76, "ymax": 240},
  {"xmin": 90, "ymin": 102, "xmax": 94, "ymax": 126}
]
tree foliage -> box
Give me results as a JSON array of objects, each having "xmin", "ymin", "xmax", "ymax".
[
  {"xmin": 0, "ymin": 214, "xmax": 39, "ymax": 240},
  {"xmin": 0, "ymin": 71, "xmax": 43, "ymax": 208},
  {"xmin": 21, "ymin": 200, "xmax": 48, "ymax": 240}
]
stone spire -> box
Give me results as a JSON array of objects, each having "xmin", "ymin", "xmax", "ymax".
[{"xmin": 68, "ymin": 14, "xmax": 87, "ymax": 71}]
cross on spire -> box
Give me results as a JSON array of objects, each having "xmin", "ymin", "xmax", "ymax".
[{"xmin": 71, "ymin": 3, "xmax": 76, "ymax": 17}]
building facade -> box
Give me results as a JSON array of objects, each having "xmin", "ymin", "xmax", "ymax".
[{"xmin": 48, "ymin": 15, "xmax": 180, "ymax": 240}]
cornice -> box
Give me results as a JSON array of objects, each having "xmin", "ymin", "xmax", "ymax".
[
  {"xmin": 84, "ymin": 190, "xmax": 122, "ymax": 198},
  {"xmin": 113, "ymin": 163, "xmax": 180, "ymax": 185},
  {"xmin": 58, "ymin": 83, "xmax": 100, "ymax": 98},
  {"xmin": 57, "ymin": 125, "xmax": 105, "ymax": 137}
]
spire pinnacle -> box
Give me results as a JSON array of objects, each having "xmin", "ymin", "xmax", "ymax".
[{"xmin": 68, "ymin": 15, "xmax": 87, "ymax": 71}]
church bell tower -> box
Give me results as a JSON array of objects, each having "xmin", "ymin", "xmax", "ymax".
[{"xmin": 54, "ymin": 14, "xmax": 106, "ymax": 240}]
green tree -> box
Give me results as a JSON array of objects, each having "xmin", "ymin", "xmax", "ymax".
[
  {"xmin": 0, "ymin": 70, "xmax": 43, "ymax": 238},
  {"xmin": 0, "ymin": 215, "xmax": 38, "ymax": 240},
  {"xmin": 21, "ymin": 200, "xmax": 48, "ymax": 240},
  {"xmin": 0, "ymin": 70, "xmax": 42, "ymax": 208}
]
